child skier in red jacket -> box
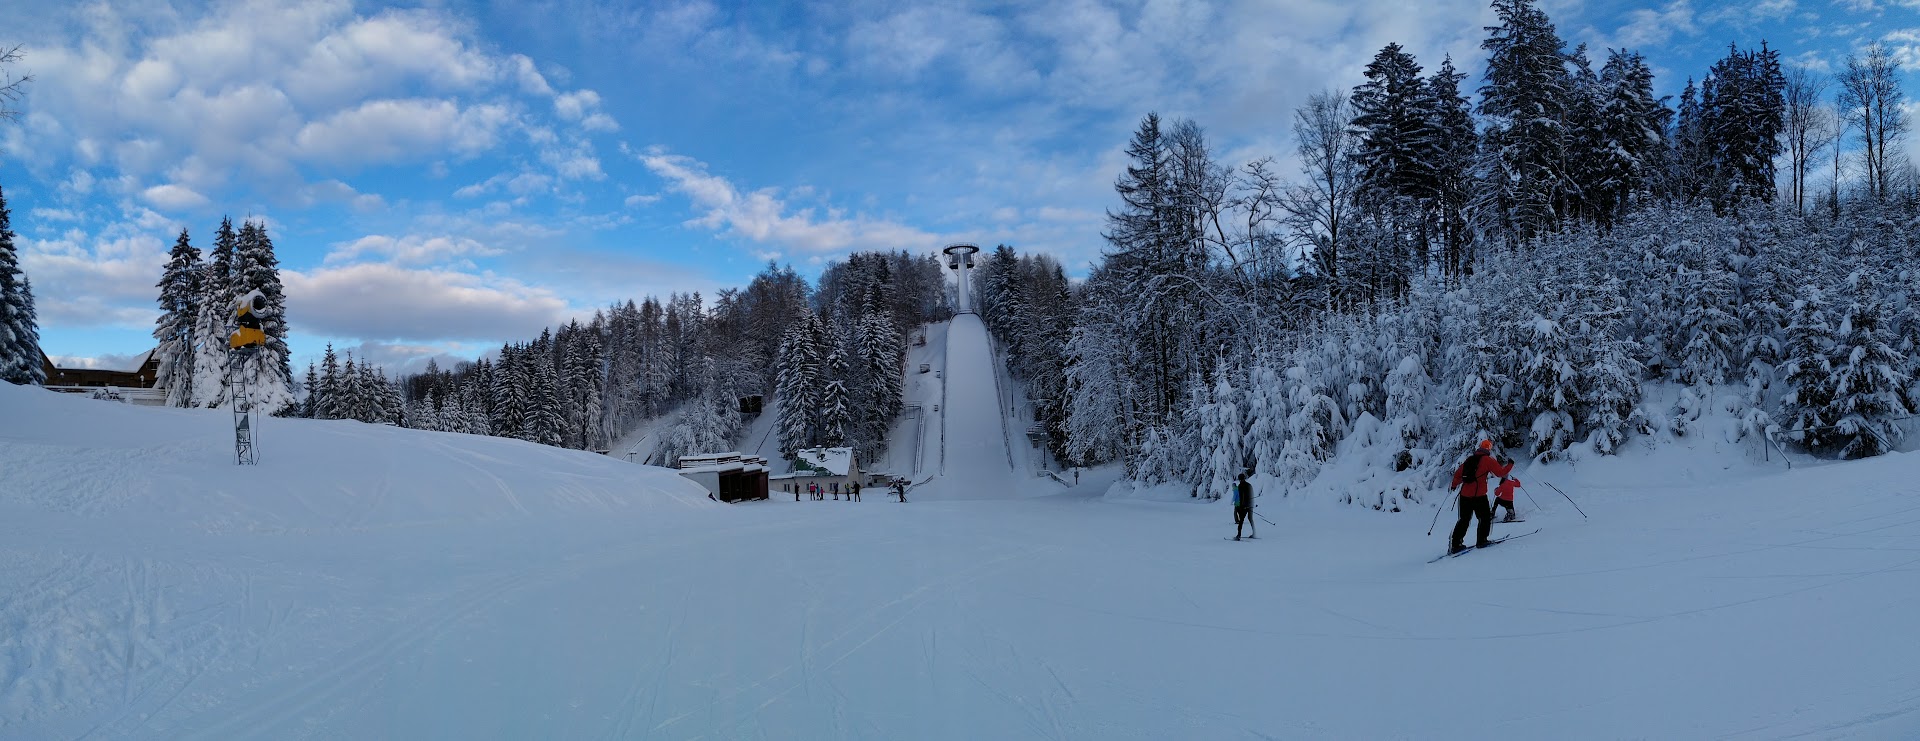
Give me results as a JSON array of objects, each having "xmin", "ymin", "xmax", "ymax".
[{"xmin": 1493, "ymin": 477, "xmax": 1522, "ymax": 522}]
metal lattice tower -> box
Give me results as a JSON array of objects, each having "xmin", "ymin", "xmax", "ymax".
[{"xmin": 230, "ymin": 347, "xmax": 259, "ymax": 465}]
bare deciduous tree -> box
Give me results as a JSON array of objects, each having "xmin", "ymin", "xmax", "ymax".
[
  {"xmin": 1782, "ymin": 68, "xmax": 1837, "ymax": 215},
  {"xmin": 0, "ymin": 45, "xmax": 28, "ymax": 122},
  {"xmin": 1838, "ymin": 44, "xmax": 1908, "ymax": 200},
  {"xmin": 1282, "ymin": 91, "xmax": 1359, "ymax": 308}
]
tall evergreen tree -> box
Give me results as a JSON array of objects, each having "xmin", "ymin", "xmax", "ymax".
[
  {"xmin": 189, "ymin": 219, "xmax": 240, "ymax": 407},
  {"xmin": 1427, "ymin": 57, "xmax": 1479, "ymax": 278},
  {"xmin": 153, "ymin": 229, "xmax": 202, "ymax": 406},
  {"xmin": 0, "ymin": 185, "xmax": 44, "ymax": 385},
  {"xmin": 1478, "ymin": 0, "xmax": 1573, "ymax": 239},
  {"xmin": 228, "ymin": 221, "xmax": 294, "ymax": 414}
]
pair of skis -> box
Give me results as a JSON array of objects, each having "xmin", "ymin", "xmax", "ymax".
[{"xmin": 1427, "ymin": 528, "xmax": 1540, "ymax": 563}]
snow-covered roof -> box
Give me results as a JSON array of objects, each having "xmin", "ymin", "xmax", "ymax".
[{"xmin": 791, "ymin": 447, "xmax": 855, "ymax": 476}]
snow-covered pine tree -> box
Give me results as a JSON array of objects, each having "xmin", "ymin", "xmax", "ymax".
[
  {"xmin": 1426, "ymin": 57, "xmax": 1479, "ymax": 277},
  {"xmin": 491, "ymin": 344, "xmax": 528, "ymax": 438},
  {"xmin": 1243, "ymin": 362, "xmax": 1289, "ymax": 478},
  {"xmin": 1478, "ymin": 0, "xmax": 1573, "ymax": 239},
  {"xmin": 0, "ymin": 185, "xmax": 44, "ymax": 385},
  {"xmin": 1063, "ymin": 305, "xmax": 1129, "ymax": 466},
  {"xmin": 818, "ymin": 344, "xmax": 852, "ymax": 448},
  {"xmin": 153, "ymin": 229, "xmax": 202, "ymax": 406},
  {"xmin": 1589, "ymin": 50, "xmax": 1669, "ymax": 225},
  {"xmin": 1700, "ymin": 43, "xmax": 1787, "ymax": 209},
  {"xmin": 1197, "ymin": 362, "xmax": 1244, "ymax": 502},
  {"xmin": 775, "ymin": 315, "xmax": 820, "ymax": 454},
  {"xmin": 189, "ymin": 219, "xmax": 240, "ymax": 407},
  {"xmin": 1779, "ymin": 286, "xmax": 1837, "ymax": 451},
  {"xmin": 1349, "ymin": 43, "xmax": 1436, "ymax": 211},
  {"xmin": 1825, "ymin": 269, "xmax": 1910, "ymax": 458},
  {"xmin": 1280, "ymin": 364, "xmax": 1343, "ymax": 487},
  {"xmin": 1571, "ymin": 275, "xmax": 1643, "ymax": 453},
  {"xmin": 301, "ymin": 362, "xmax": 319, "ymax": 418},
  {"xmin": 230, "ymin": 221, "xmax": 293, "ymax": 414},
  {"xmin": 526, "ymin": 356, "xmax": 566, "ymax": 446}
]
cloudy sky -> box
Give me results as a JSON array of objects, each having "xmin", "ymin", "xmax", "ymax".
[{"xmin": 2, "ymin": 0, "xmax": 1916, "ymax": 374}]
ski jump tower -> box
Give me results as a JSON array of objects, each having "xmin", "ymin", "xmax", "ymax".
[{"xmin": 943, "ymin": 243, "xmax": 979, "ymax": 314}]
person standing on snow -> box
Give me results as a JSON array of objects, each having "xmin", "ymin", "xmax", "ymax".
[
  {"xmin": 1449, "ymin": 440, "xmax": 1514, "ymax": 553},
  {"xmin": 1493, "ymin": 477, "xmax": 1522, "ymax": 522},
  {"xmin": 851, "ymin": 481, "xmax": 862, "ymax": 502},
  {"xmin": 1232, "ymin": 472, "xmax": 1256, "ymax": 540}
]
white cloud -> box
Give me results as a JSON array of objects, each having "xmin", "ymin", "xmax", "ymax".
[
  {"xmin": 283, "ymin": 262, "xmax": 570, "ymax": 342},
  {"xmin": 639, "ymin": 148, "xmax": 939, "ymax": 253},
  {"xmin": 1611, "ymin": 0, "xmax": 1697, "ymax": 48},
  {"xmin": 554, "ymin": 89, "xmax": 620, "ymax": 132},
  {"xmin": 509, "ymin": 54, "xmax": 554, "ymax": 96},
  {"xmin": 293, "ymin": 98, "xmax": 511, "ymax": 166},
  {"xmin": 140, "ymin": 183, "xmax": 212, "ymax": 211},
  {"xmin": 624, "ymin": 194, "xmax": 661, "ymax": 207},
  {"xmin": 323, "ymin": 234, "xmax": 504, "ymax": 266},
  {"xmin": 30, "ymin": 208, "xmax": 83, "ymax": 223},
  {"xmin": 14, "ymin": 0, "xmax": 596, "ymax": 208},
  {"xmin": 18, "ymin": 229, "xmax": 171, "ymax": 330},
  {"xmin": 1703, "ymin": 0, "xmax": 1795, "ymax": 25}
]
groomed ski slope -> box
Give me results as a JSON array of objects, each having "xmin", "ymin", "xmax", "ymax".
[
  {"xmin": 4, "ymin": 383, "xmax": 1919, "ymax": 739},
  {"xmin": 917, "ymin": 312, "xmax": 1024, "ymax": 499}
]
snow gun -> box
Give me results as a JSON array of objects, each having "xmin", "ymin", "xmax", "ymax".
[{"xmin": 227, "ymin": 290, "xmax": 269, "ymax": 350}]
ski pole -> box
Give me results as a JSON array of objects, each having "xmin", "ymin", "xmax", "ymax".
[
  {"xmin": 1544, "ymin": 481, "xmax": 1588, "ymax": 520},
  {"xmin": 1426, "ymin": 492, "xmax": 1451, "ymax": 536},
  {"xmin": 1517, "ymin": 483, "xmax": 1545, "ymax": 513},
  {"xmin": 1254, "ymin": 510, "xmax": 1276, "ymax": 527}
]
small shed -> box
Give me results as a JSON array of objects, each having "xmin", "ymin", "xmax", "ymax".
[{"xmin": 677, "ymin": 452, "xmax": 769, "ymax": 503}]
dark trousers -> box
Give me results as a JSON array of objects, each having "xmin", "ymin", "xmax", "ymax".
[
  {"xmin": 1451, "ymin": 496, "xmax": 1493, "ymax": 547},
  {"xmin": 1494, "ymin": 498, "xmax": 1516, "ymax": 517},
  {"xmin": 1234, "ymin": 507, "xmax": 1253, "ymax": 538}
]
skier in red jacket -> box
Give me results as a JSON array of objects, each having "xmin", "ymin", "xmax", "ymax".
[
  {"xmin": 1493, "ymin": 477, "xmax": 1521, "ymax": 522},
  {"xmin": 1449, "ymin": 440, "xmax": 1515, "ymax": 553}
]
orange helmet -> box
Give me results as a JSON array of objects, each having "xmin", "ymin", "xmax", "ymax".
[{"xmin": 1479, "ymin": 440, "xmax": 1494, "ymax": 451}]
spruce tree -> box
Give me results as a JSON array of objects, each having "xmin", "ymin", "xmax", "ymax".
[
  {"xmin": 230, "ymin": 221, "xmax": 294, "ymax": 414},
  {"xmin": 0, "ymin": 185, "xmax": 45, "ymax": 385},
  {"xmin": 526, "ymin": 358, "xmax": 565, "ymax": 446},
  {"xmin": 1427, "ymin": 57, "xmax": 1478, "ymax": 277},
  {"xmin": 318, "ymin": 343, "xmax": 342, "ymax": 419},
  {"xmin": 153, "ymin": 229, "xmax": 202, "ymax": 406},
  {"xmin": 818, "ymin": 344, "xmax": 852, "ymax": 448},
  {"xmin": 1478, "ymin": 0, "xmax": 1573, "ymax": 239},
  {"xmin": 1779, "ymin": 286, "xmax": 1837, "ymax": 450},
  {"xmin": 190, "ymin": 219, "xmax": 240, "ymax": 407},
  {"xmin": 301, "ymin": 361, "xmax": 318, "ymax": 418},
  {"xmin": 1826, "ymin": 271, "xmax": 1910, "ymax": 458}
]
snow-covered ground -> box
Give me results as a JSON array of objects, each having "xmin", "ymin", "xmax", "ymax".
[{"xmin": 5, "ymin": 377, "xmax": 1920, "ymax": 739}]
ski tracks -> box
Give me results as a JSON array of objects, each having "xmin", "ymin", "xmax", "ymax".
[{"xmin": 655, "ymin": 544, "xmax": 1059, "ymax": 738}]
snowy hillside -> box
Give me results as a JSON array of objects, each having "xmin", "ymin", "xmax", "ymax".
[{"xmin": 4, "ymin": 382, "xmax": 1920, "ymax": 739}]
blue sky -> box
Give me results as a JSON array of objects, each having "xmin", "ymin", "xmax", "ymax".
[{"xmin": 3, "ymin": 0, "xmax": 1916, "ymax": 375}]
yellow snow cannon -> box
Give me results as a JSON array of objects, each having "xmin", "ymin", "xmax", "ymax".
[{"xmin": 227, "ymin": 290, "xmax": 268, "ymax": 350}]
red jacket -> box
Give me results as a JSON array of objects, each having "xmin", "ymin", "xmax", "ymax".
[
  {"xmin": 1494, "ymin": 478, "xmax": 1520, "ymax": 502},
  {"xmin": 1451, "ymin": 452, "xmax": 1513, "ymax": 498}
]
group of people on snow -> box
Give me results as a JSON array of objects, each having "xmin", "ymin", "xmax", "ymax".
[
  {"xmin": 1227, "ymin": 439, "xmax": 1527, "ymax": 554},
  {"xmin": 787, "ymin": 478, "xmax": 911, "ymax": 503}
]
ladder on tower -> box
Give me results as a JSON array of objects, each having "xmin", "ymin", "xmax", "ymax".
[{"xmin": 230, "ymin": 346, "xmax": 259, "ymax": 465}]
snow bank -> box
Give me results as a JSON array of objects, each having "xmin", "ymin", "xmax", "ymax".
[{"xmin": 0, "ymin": 383, "xmax": 711, "ymax": 531}]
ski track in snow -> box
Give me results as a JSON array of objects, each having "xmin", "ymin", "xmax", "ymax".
[{"xmin": 5, "ymin": 368, "xmax": 1920, "ymax": 738}]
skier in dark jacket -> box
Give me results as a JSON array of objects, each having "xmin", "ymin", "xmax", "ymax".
[
  {"xmin": 1449, "ymin": 440, "xmax": 1515, "ymax": 553},
  {"xmin": 1232, "ymin": 472, "xmax": 1255, "ymax": 540}
]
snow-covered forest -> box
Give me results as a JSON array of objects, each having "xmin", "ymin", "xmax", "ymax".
[
  {"xmin": 978, "ymin": 0, "xmax": 1918, "ymax": 503},
  {"xmin": 364, "ymin": 252, "xmax": 946, "ymax": 465}
]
